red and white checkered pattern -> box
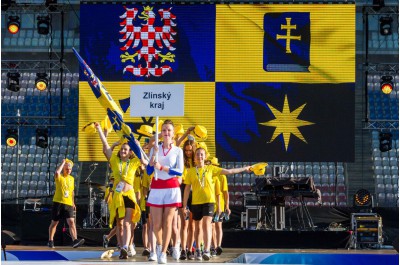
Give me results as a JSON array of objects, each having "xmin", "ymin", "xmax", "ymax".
[
  {"xmin": 119, "ymin": 6, "xmax": 176, "ymax": 78},
  {"xmin": 124, "ymin": 65, "xmax": 172, "ymax": 77}
]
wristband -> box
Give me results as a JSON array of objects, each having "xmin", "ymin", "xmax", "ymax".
[{"xmin": 160, "ymin": 166, "xmax": 164, "ymax": 171}]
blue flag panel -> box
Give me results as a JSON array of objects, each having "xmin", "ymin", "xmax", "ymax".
[{"xmin": 215, "ymin": 82, "xmax": 355, "ymax": 162}]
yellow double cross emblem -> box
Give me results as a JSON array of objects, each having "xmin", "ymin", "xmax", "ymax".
[{"xmin": 276, "ymin": 17, "xmax": 301, "ymax": 54}]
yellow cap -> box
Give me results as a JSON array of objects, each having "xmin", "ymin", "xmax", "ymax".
[{"xmin": 250, "ymin": 162, "xmax": 268, "ymax": 176}]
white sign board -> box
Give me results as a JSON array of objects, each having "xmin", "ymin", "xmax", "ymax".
[{"xmin": 130, "ymin": 84, "xmax": 184, "ymax": 117}]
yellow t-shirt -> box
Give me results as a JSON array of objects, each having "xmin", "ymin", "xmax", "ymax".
[
  {"xmin": 109, "ymin": 153, "xmax": 141, "ymax": 186},
  {"xmin": 140, "ymin": 170, "xmax": 153, "ymax": 211},
  {"xmin": 182, "ymin": 158, "xmax": 194, "ymax": 182},
  {"xmin": 108, "ymin": 154, "xmax": 142, "ymax": 227},
  {"xmin": 134, "ymin": 168, "xmax": 142, "ymax": 193},
  {"xmin": 104, "ymin": 187, "xmax": 113, "ymax": 206},
  {"xmin": 53, "ymin": 174, "xmax": 74, "ymax": 206},
  {"xmin": 216, "ymin": 174, "xmax": 228, "ymax": 211},
  {"xmin": 184, "ymin": 165, "xmax": 222, "ymax": 205}
]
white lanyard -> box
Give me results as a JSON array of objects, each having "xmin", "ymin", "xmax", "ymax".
[
  {"xmin": 195, "ymin": 166, "xmax": 207, "ymax": 188},
  {"xmin": 62, "ymin": 176, "xmax": 71, "ymax": 190}
]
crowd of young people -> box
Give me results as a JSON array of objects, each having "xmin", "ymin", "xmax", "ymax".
[{"xmin": 49, "ymin": 119, "xmax": 251, "ymax": 264}]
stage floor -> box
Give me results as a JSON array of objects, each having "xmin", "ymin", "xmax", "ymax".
[{"xmin": 2, "ymin": 245, "xmax": 398, "ymax": 265}]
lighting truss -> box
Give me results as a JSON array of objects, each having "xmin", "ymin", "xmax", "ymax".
[
  {"xmin": 365, "ymin": 63, "xmax": 399, "ymax": 73},
  {"xmin": 2, "ymin": 115, "xmax": 66, "ymax": 127},
  {"xmin": 364, "ymin": 120, "xmax": 399, "ymax": 130},
  {"xmin": 1, "ymin": 59, "xmax": 65, "ymax": 72}
]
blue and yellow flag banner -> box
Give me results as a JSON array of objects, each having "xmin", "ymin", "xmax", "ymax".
[
  {"xmin": 79, "ymin": 4, "xmax": 355, "ymax": 162},
  {"xmin": 72, "ymin": 48, "xmax": 142, "ymax": 159}
]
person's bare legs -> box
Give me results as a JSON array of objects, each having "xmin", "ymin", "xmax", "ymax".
[
  {"xmin": 48, "ymin": 220, "xmax": 59, "ymax": 241},
  {"xmin": 202, "ymin": 216, "xmax": 213, "ymax": 252},
  {"xmin": 66, "ymin": 217, "xmax": 78, "ymax": 240}
]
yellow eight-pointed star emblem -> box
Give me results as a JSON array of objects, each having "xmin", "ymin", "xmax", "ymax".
[{"xmin": 259, "ymin": 95, "xmax": 315, "ymax": 151}]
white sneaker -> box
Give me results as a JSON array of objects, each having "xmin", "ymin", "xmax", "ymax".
[
  {"xmin": 156, "ymin": 244, "xmax": 162, "ymax": 260},
  {"xmin": 158, "ymin": 252, "xmax": 167, "ymax": 264},
  {"xmin": 202, "ymin": 250, "xmax": 211, "ymax": 261},
  {"xmin": 195, "ymin": 249, "xmax": 202, "ymax": 260},
  {"xmin": 171, "ymin": 246, "xmax": 180, "ymax": 260},
  {"xmin": 128, "ymin": 244, "xmax": 136, "ymax": 257},
  {"xmin": 148, "ymin": 252, "xmax": 157, "ymax": 261}
]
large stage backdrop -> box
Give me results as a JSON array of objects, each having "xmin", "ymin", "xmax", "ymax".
[{"xmin": 78, "ymin": 4, "xmax": 355, "ymax": 162}]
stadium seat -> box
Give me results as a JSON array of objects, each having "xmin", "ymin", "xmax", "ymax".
[
  {"xmin": 234, "ymin": 174, "xmax": 242, "ymax": 185},
  {"xmin": 29, "ymin": 180, "xmax": 38, "ymax": 190},
  {"xmin": 20, "ymin": 189, "xmax": 28, "ymax": 198},
  {"xmin": 320, "ymin": 174, "xmax": 329, "ymax": 184},
  {"xmin": 313, "ymin": 174, "xmax": 321, "ymax": 185},
  {"xmin": 373, "ymin": 156, "xmax": 382, "ymax": 167},
  {"xmin": 37, "ymin": 180, "xmax": 46, "ymax": 190},
  {"xmin": 337, "ymin": 174, "xmax": 345, "ymax": 184},
  {"xmin": 31, "ymin": 172, "xmax": 40, "ymax": 181},
  {"xmin": 305, "ymin": 165, "xmax": 313, "ymax": 174},
  {"xmin": 374, "ymin": 166, "xmax": 383, "ymax": 175},
  {"xmin": 385, "ymin": 193, "xmax": 396, "ymax": 206},
  {"xmin": 338, "ymin": 193, "xmax": 347, "ymax": 203},
  {"xmin": 242, "ymin": 173, "xmax": 250, "ymax": 185},
  {"xmin": 21, "ymin": 145, "xmax": 29, "ymax": 155},
  {"xmin": 392, "ymin": 175, "xmax": 399, "ymax": 185},
  {"xmin": 22, "ymin": 172, "xmax": 31, "ymax": 181},
  {"xmin": 377, "ymin": 193, "xmax": 386, "ymax": 204},
  {"xmin": 3, "ymin": 154, "xmax": 12, "ymax": 164},
  {"xmin": 17, "ymin": 162, "xmax": 25, "ymax": 172},
  {"xmin": 33, "ymin": 163, "xmax": 41, "ymax": 172},
  {"xmin": 39, "ymin": 172, "xmax": 48, "ymax": 181},
  {"xmin": 27, "ymin": 154, "xmax": 35, "ymax": 164},
  {"xmin": 21, "ymin": 180, "xmax": 29, "ymax": 190},
  {"xmin": 382, "ymin": 157, "xmax": 390, "ymax": 166},
  {"xmin": 27, "ymin": 189, "xmax": 36, "ymax": 197},
  {"xmin": 383, "ymin": 175, "xmax": 392, "ymax": 185},
  {"xmin": 320, "ymin": 183, "xmax": 330, "ymax": 193},
  {"xmin": 52, "ymin": 137, "xmax": 61, "ymax": 146},
  {"xmin": 375, "ymin": 174, "xmax": 384, "ymax": 184},
  {"xmin": 6, "ymin": 180, "xmax": 16, "ymax": 190},
  {"xmin": 320, "ymin": 165, "xmax": 328, "ymax": 174},
  {"xmin": 69, "ymin": 137, "xmax": 77, "ymax": 146},
  {"xmin": 297, "ymin": 164, "xmax": 305, "ymax": 174},
  {"xmin": 385, "ymin": 183, "xmax": 394, "ymax": 193},
  {"xmin": 376, "ymin": 183, "xmax": 385, "ymax": 193}
]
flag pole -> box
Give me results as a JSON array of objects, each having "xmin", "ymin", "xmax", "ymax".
[{"xmin": 154, "ymin": 116, "xmax": 159, "ymax": 180}]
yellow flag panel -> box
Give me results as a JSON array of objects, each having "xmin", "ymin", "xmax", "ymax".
[
  {"xmin": 78, "ymin": 82, "xmax": 216, "ymax": 161},
  {"xmin": 216, "ymin": 4, "xmax": 355, "ymax": 83}
]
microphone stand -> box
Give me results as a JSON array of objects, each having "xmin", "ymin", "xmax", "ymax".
[{"xmin": 84, "ymin": 163, "xmax": 98, "ymax": 228}]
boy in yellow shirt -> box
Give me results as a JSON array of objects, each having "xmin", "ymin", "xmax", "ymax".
[{"xmin": 48, "ymin": 159, "xmax": 85, "ymax": 248}]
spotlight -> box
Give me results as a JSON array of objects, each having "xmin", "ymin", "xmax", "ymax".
[
  {"xmin": 353, "ymin": 189, "xmax": 372, "ymax": 211},
  {"xmin": 379, "ymin": 132, "xmax": 392, "ymax": 152},
  {"xmin": 35, "ymin": 72, "xmax": 48, "ymax": 91},
  {"xmin": 6, "ymin": 129, "xmax": 18, "ymax": 147},
  {"xmin": 7, "ymin": 72, "xmax": 21, "ymax": 92},
  {"xmin": 37, "ymin": 15, "xmax": 50, "ymax": 35},
  {"xmin": 380, "ymin": 16, "xmax": 393, "ymax": 36},
  {"xmin": 7, "ymin": 16, "xmax": 20, "ymax": 34},
  {"xmin": 380, "ymin": 76, "xmax": 393, "ymax": 94},
  {"xmin": 36, "ymin": 128, "xmax": 49, "ymax": 148}
]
